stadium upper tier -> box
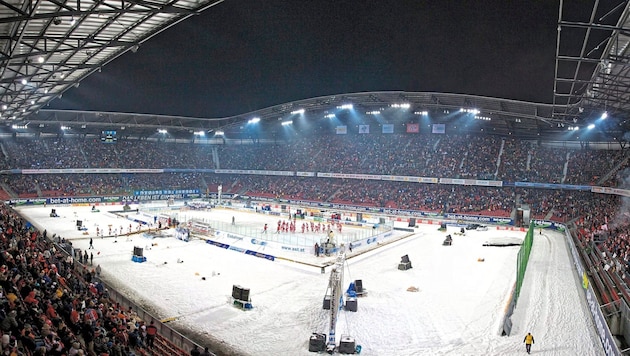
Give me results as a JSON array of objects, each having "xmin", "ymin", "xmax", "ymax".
[
  {"xmin": 1, "ymin": 134, "xmax": 627, "ymax": 186},
  {"xmin": 0, "ymin": 133, "xmax": 625, "ymax": 226}
]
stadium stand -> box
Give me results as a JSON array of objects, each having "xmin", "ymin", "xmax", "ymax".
[{"xmin": 2, "ymin": 132, "xmax": 630, "ymax": 354}]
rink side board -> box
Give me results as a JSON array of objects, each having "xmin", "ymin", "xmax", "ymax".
[{"xmin": 564, "ymin": 227, "xmax": 620, "ymax": 356}]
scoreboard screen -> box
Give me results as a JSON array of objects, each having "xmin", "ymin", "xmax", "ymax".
[{"xmin": 101, "ymin": 130, "xmax": 117, "ymax": 143}]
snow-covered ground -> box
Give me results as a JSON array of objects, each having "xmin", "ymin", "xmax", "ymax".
[{"xmin": 15, "ymin": 204, "xmax": 603, "ymax": 356}]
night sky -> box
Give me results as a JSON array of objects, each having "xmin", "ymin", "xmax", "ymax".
[{"xmin": 48, "ymin": 0, "xmax": 561, "ymax": 118}]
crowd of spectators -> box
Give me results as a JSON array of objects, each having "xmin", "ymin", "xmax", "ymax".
[
  {"xmin": 0, "ymin": 134, "xmax": 628, "ymax": 225},
  {"xmin": 0, "ymin": 134, "xmax": 624, "ymax": 186},
  {"xmin": 565, "ymin": 149, "xmax": 626, "ymax": 186},
  {"xmin": 0, "ymin": 133, "xmax": 628, "ymax": 231},
  {"xmin": 0, "ymin": 203, "xmax": 162, "ymax": 356},
  {"xmin": 0, "ymin": 138, "xmax": 216, "ymax": 171},
  {"xmin": 3, "ymin": 133, "xmax": 630, "ymax": 352},
  {"xmin": 495, "ymin": 138, "xmax": 531, "ymax": 182}
]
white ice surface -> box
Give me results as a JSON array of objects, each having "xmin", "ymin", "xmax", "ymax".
[{"xmin": 16, "ymin": 204, "xmax": 603, "ymax": 356}]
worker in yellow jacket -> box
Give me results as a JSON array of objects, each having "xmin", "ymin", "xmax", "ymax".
[{"xmin": 523, "ymin": 332, "xmax": 534, "ymax": 354}]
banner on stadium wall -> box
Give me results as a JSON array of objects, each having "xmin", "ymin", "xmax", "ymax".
[
  {"xmin": 513, "ymin": 181, "xmax": 591, "ymax": 191},
  {"xmin": 359, "ymin": 125, "xmax": 370, "ymax": 134},
  {"xmin": 406, "ymin": 123, "xmax": 419, "ymax": 133},
  {"xmin": 381, "ymin": 175, "xmax": 438, "ymax": 183},
  {"xmin": 532, "ymin": 220, "xmax": 566, "ymax": 231},
  {"xmin": 336, "ymin": 126, "xmax": 347, "ymax": 134},
  {"xmin": 440, "ymin": 178, "xmax": 503, "ymax": 187},
  {"xmin": 21, "ymin": 168, "xmax": 163, "ymax": 174},
  {"xmin": 444, "ymin": 213, "xmax": 513, "ymax": 225},
  {"xmin": 592, "ymin": 186, "xmax": 630, "ymax": 197},
  {"xmin": 296, "ymin": 171, "xmax": 316, "ymax": 177},
  {"xmin": 432, "ymin": 123, "xmax": 445, "ymax": 134},
  {"xmin": 328, "ymin": 173, "xmax": 382, "ymax": 180},
  {"xmin": 163, "ymin": 168, "xmax": 215, "ymax": 173},
  {"xmin": 382, "ymin": 124, "xmax": 394, "ymax": 134},
  {"xmin": 9, "ymin": 198, "xmax": 48, "ymax": 206},
  {"xmin": 8, "ymin": 193, "xmax": 202, "ymax": 206},
  {"xmin": 215, "ymin": 169, "xmax": 294, "ymax": 176},
  {"xmin": 134, "ymin": 189, "xmax": 200, "ymax": 196}
]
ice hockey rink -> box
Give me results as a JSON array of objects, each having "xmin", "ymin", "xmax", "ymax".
[{"xmin": 15, "ymin": 203, "xmax": 603, "ymax": 356}]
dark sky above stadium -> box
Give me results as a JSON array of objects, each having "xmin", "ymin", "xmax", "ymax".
[{"xmin": 49, "ymin": 0, "xmax": 561, "ymax": 118}]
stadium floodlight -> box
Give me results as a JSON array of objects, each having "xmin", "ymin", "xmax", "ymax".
[
  {"xmin": 158, "ymin": 129, "xmax": 167, "ymax": 134},
  {"xmin": 461, "ymin": 108, "xmax": 480, "ymax": 115},
  {"xmin": 337, "ymin": 104, "xmax": 353, "ymax": 110},
  {"xmin": 281, "ymin": 120, "xmax": 293, "ymax": 126},
  {"xmin": 414, "ymin": 111, "xmax": 428, "ymax": 116},
  {"xmin": 61, "ymin": 125, "xmax": 70, "ymax": 130},
  {"xmin": 194, "ymin": 131, "xmax": 205, "ymax": 136},
  {"xmin": 215, "ymin": 130, "xmax": 224, "ymax": 136},
  {"xmin": 366, "ymin": 111, "xmax": 381, "ymax": 115},
  {"xmin": 587, "ymin": 124, "xmax": 596, "ymax": 130},
  {"xmin": 390, "ymin": 103, "xmax": 410, "ymax": 109},
  {"xmin": 248, "ymin": 117, "xmax": 260, "ymax": 124},
  {"xmin": 11, "ymin": 124, "xmax": 27, "ymax": 129},
  {"xmin": 2, "ymin": 105, "xmax": 6, "ymax": 110},
  {"xmin": 601, "ymin": 112, "xmax": 608, "ymax": 119},
  {"xmin": 324, "ymin": 114, "xmax": 336, "ymax": 119},
  {"xmin": 290, "ymin": 109, "xmax": 305, "ymax": 115},
  {"xmin": 21, "ymin": 79, "xmax": 27, "ymax": 85}
]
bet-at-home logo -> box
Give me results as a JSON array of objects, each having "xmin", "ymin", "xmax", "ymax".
[{"xmin": 534, "ymin": 220, "xmax": 552, "ymax": 228}]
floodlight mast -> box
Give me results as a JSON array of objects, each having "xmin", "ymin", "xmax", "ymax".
[{"xmin": 327, "ymin": 252, "xmax": 346, "ymax": 353}]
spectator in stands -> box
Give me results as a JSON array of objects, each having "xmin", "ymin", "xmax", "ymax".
[
  {"xmin": 190, "ymin": 344, "xmax": 201, "ymax": 356},
  {"xmin": 145, "ymin": 320, "xmax": 157, "ymax": 348}
]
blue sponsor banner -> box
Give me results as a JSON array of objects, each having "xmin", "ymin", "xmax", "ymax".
[
  {"xmin": 244, "ymin": 250, "xmax": 275, "ymax": 261},
  {"xmin": 512, "ymin": 182, "xmax": 591, "ymax": 191},
  {"xmin": 206, "ymin": 240, "xmax": 230, "ymax": 249}
]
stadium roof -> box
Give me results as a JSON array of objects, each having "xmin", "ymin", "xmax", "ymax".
[
  {"xmin": 1, "ymin": 0, "xmax": 630, "ymax": 144},
  {"xmin": 553, "ymin": 0, "xmax": 630, "ymax": 137},
  {"xmin": 23, "ymin": 91, "xmax": 614, "ymax": 142},
  {"xmin": 0, "ymin": 0, "xmax": 224, "ymax": 121}
]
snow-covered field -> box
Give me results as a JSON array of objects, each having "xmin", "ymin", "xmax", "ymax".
[{"xmin": 15, "ymin": 204, "xmax": 603, "ymax": 356}]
